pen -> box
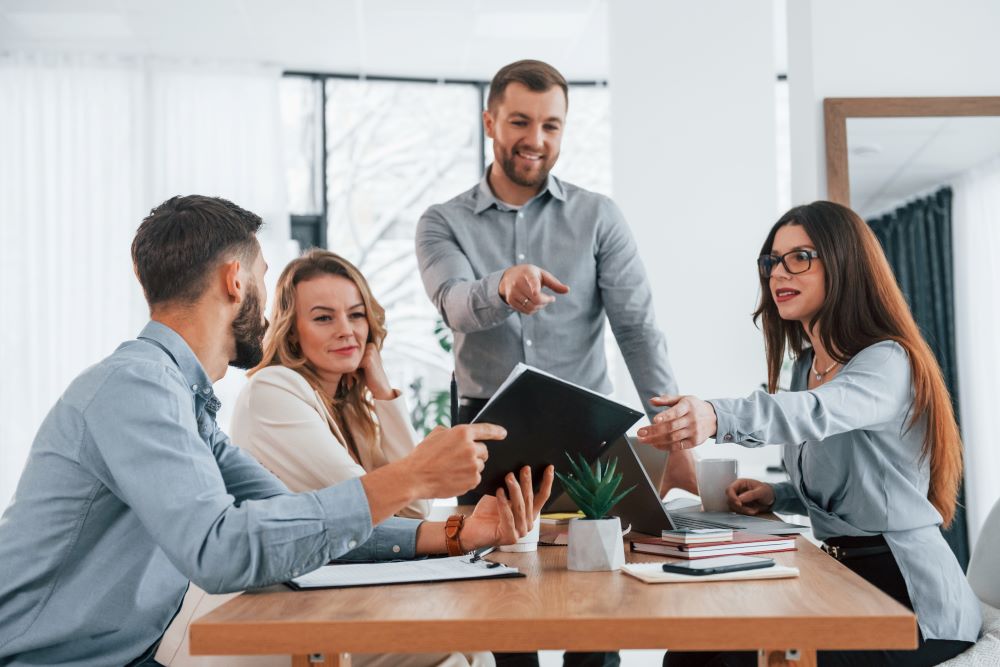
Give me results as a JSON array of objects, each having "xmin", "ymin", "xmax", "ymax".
[{"xmin": 469, "ymin": 546, "xmax": 496, "ymax": 562}]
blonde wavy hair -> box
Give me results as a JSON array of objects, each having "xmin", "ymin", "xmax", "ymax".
[{"xmin": 250, "ymin": 249, "xmax": 388, "ymax": 448}]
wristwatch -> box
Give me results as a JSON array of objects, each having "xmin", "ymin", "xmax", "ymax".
[{"xmin": 445, "ymin": 514, "xmax": 466, "ymax": 556}]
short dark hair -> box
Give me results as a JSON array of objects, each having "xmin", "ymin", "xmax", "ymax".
[
  {"xmin": 487, "ymin": 60, "xmax": 569, "ymax": 112},
  {"xmin": 131, "ymin": 195, "xmax": 263, "ymax": 307}
]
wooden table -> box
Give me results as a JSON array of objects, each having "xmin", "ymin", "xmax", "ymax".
[{"xmin": 190, "ymin": 536, "xmax": 916, "ymax": 667}]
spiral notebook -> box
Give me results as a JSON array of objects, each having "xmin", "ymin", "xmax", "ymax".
[{"xmin": 286, "ymin": 555, "xmax": 523, "ymax": 590}]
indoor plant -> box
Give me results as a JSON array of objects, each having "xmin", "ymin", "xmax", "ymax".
[{"xmin": 555, "ymin": 453, "xmax": 635, "ymax": 571}]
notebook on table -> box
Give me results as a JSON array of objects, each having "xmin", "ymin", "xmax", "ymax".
[
  {"xmin": 286, "ymin": 555, "xmax": 523, "ymax": 590},
  {"xmin": 630, "ymin": 531, "xmax": 797, "ymax": 559}
]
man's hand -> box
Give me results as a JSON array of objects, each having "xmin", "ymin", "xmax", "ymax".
[
  {"xmin": 498, "ymin": 264, "xmax": 570, "ymax": 315},
  {"xmin": 726, "ymin": 478, "xmax": 775, "ymax": 515},
  {"xmin": 358, "ymin": 343, "xmax": 395, "ymax": 401},
  {"xmin": 636, "ymin": 395, "xmax": 717, "ymax": 451},
  {"xmin": 462, "ymin": 465, "xmax": 555, "ymax": 550},
  {"xmin": 407, "ymin": 424, "xmax": 506, "ymax": 499}
]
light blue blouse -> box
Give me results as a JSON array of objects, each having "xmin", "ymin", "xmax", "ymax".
[{"xmin": 710, "ymin": 341, "xmax": 981, "ymax": 643}]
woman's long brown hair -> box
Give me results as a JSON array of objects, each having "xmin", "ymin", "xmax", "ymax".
[
  {"xmin": 753, "ymin": 201, "xmax": 963, "ymax": 526},
  {"xmin": 250, "ymin": 249, "xmax": 388, "ymax": 448}
]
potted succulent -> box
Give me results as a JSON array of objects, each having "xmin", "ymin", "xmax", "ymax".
[{"xmin": 555, "ymin": 453, "xmax": 635, "ymax": 571}]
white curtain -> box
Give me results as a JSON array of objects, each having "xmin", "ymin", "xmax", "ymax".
[
  {"xmin": 953, "ymin": 156, "xmax": 1000, "ymax": 550},
  {"xmin": 0, "ymin": 53, "xmax": 295, "ymax": 506}
]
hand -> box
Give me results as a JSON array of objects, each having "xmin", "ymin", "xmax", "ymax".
[
  {"xmin": 462, "ymin": 465, "xmax": 556, "ymax": 550},
  {"xmin": 726, "ymin": 478, "xmax": 775, "ymax": 515},
  {"xmin": 405, "ymin": 424, "xmax": 506, "ymax": 499},
  {"xmin": 358, "ymin": 343, "xmax": 395, "ymax": 400},
  {"xmin": 636, "ymin": 395, "xmax": 717, "ymax": 451},
  {"xmin": 498, "ymin": 264, "xmax": 570, "ymax": 315}
]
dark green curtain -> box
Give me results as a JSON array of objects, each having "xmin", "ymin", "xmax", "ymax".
[{"xmin": 867, "ymin": 187, "xmax": 970, "ymax": 569}]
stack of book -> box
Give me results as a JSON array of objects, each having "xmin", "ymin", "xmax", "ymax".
[
  {"xmin": 538, "ymin": 512, "xmax": 582, "ymax": 546},
  {"xmin": 630, "ymin": 528, "xmax": 796, "ymax": 559}
]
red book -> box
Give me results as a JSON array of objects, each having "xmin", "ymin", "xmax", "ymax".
[{"xmin": 630, "ymin": 531, "xmax": 797, "ymax": 559}]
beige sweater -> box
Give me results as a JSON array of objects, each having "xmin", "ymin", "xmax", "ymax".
[{"xmin": 230, "ymin": 365, "xmax": 431, "ymax": 518}]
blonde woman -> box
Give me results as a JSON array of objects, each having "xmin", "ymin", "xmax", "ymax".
[{"xmin": 158, "ymin": 250, "xmax": 553, "ymax": 667}]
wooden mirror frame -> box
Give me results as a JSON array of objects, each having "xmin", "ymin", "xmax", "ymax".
[{"xmin": 824, "ymin": 96, "xmax": 1000, "ymax": 206}]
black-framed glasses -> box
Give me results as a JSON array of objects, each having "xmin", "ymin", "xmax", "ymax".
[{"xmin": 757, "ymin": 249, "xmax": 820, "ymax": 278}]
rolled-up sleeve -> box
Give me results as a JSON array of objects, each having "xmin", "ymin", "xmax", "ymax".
[
  {"xmin": 80, "ymin": 362, "xmax": 387, "ymax": 594},
  {"xmin": 416, "ymin": 206, "xmax": 513, "ymax": 333}
]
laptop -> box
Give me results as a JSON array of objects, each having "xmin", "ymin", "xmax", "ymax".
[{"xmin": 552, "ymin": 436, "xmax": 809, "ymax": 537}]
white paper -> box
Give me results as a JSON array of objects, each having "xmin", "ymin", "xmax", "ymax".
[{"xmin": 290, "ymin": 556, "xmax": 519, "ymax": 589}]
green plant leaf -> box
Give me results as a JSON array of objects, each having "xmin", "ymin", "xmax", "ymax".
[{"xmin": 606, "ymin": 484, "xmax": 637, "ymax": 512}]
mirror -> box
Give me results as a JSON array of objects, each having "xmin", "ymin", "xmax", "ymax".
[{"xmin": 824, "ymin": 97, "xmax": 1000, "ymax": 212}]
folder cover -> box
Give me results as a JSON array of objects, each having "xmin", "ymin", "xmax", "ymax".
[{"xmin": 469, "ymin": 364, "xmax": 643, "ymax": 500}]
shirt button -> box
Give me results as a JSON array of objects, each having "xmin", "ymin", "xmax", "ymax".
[
  {"xmin": 517, "ymin": 212, "xmax": 524, "ymax": 218},
  {"xmin": 291, "ymin": 570, "xmax": 300, "ymax": 577},
  {"xmin": 724, "ymin": 434, "xmax": 734, "ymax": 442},
  {"xmin": 348, "ymin": 540, "xmax": 357, "ymax": 549},
  {"xmin": 191, "ymin": 384, "xmax": 199, "ymax": 392},
  {"xmin": 392, "ymin": 545, "xmax": 401, "ymax": 554},
  {"xmin": 525, "ymin": 339, "xmax": 533, "ymax": 347},
  {"xmin": 517, "ymin": 253, "xmax": 525, "ymax": 260}
]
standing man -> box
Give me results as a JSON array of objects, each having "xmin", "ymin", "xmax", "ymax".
[{"xmin": 416, "ymin": 60, "xmax": 697, "ymax": 667}]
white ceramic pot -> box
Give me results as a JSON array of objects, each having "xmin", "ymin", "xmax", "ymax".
[{"xmin": 566, "ymin": 516, "xmax": 625, "ymax": 571}]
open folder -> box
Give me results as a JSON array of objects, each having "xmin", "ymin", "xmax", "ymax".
[
  {"xmin": 469, "ymin": 363, "xmax": 643, "ymax": 499},
  {"xmin": 286, "ymin": 556, "xmax": 523, "ymax": 590}
]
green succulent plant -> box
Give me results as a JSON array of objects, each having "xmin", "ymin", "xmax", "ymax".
[{"xmin": 554, "ymin": 453, "xmax": 636, "ymax": 520}]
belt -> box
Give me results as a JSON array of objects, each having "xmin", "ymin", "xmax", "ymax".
[{"xmin": 822, "ymin": 535, "xmax": 891, "ymax": 561}]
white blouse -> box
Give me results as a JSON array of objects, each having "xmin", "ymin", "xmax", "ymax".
[{"xmin": 230, "ymin": 365, "xmax": 431, "ymax": 519}]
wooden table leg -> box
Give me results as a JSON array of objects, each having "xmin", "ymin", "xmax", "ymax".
[
  {"xmin": 292, "ymin": 653, "xmax": 351, "ymax": 666},
  {"xmin": 759, "ymin": 648, "xmax": 817, "ymax": 667}
]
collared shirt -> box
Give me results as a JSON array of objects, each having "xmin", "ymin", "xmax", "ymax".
[
  {"xmin": 416, "ymin": 169, "xmax": 676, "ymax": 419},
  {"xmin": 710, "ymin": 341, "xmax": 982, "ymax": 643},
  {"xmin": 0, "ymin": 321, "xmax": 419, "ymax": 666}
]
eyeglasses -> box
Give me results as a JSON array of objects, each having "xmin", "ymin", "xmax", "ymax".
[{"xmin": 757, "ymin": 249, "xmax": 820, "ymax": 278}]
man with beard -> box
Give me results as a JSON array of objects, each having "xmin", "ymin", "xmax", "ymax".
[
  {"xmin": 415, "ymin": 60, "xmax": 696, "ymax": 667},
  {"xmin": 0, "ymin": 195, "xmax": 533, "ymax": 666}
]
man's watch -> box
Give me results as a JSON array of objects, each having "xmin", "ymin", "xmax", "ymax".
[{"xmin": 445, "ymin": 514, "xmax": 466, "ymax": 556}]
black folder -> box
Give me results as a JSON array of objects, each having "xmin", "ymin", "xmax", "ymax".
[{"xmin": 468, "ymin": 365, "xmax": 643, "ymax": 502}]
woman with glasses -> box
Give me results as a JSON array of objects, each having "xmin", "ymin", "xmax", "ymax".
[{"xmin": 638, "ymin": 201, "xmax": 980, "ymax": 666}]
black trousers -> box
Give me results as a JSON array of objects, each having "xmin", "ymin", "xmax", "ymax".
[
  {"xmin": 663, "ymin": 536, "xmax": 973, "ymax": 667},
  {"xmin": 456, "ymin": 398, "xmax": 620, "ymax": 667}
]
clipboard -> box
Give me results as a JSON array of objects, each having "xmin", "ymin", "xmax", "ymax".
[
  {"xmin": 285, "ymin": 555, "xmax": 524, "ymax": 590},
  {"xmin": 469, "ymin": 364, "xmax": 643, "ymax": 500}
]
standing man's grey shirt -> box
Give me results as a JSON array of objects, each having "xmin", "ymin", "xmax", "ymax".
[
  {"xmin": 0, "ymin": 321, "xmax": 419, "ymax": 666},
  {"xmin": 416, "ymin": 172, "xmax": 676, "ymax": 418}
]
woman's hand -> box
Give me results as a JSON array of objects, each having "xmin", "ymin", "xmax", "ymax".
[
  {"xmin": 358, "ymin": 343, "xmax": 395, "ymax": 400},
  {"xmin": 636, "ymin": 395, "xmax": 717, "ymax": 451},
  {"xmin": 462, "ymin": 465, "xmax": 555, "ymax": 550},
  {"xmin": 726, "ymin": 478, "xmax": 775, "ymax": 515}
]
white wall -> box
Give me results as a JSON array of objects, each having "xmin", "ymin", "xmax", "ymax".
[
  {"xmin": 787, "ymin": 0, "xmax": 1000, "ymax": 203},
  {"xmin": 607, "ymin": 1, "xmax": 780, "ymax": 472}
]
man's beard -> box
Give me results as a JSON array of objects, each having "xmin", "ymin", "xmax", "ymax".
[
  {"xmin": 498, "ymin": 144, "xmax": 556, "ymax": 189},
  {"xmin": 230, "ymin": 284, "xmax": 267, "ymax": 370}
]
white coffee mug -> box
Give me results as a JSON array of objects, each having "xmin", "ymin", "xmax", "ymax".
[
  {"xmin": 498, "ymin": 514, "xmax": 541, "ymax": 552},
  {"xmin": 696, "ymin": 458, "xmax": 738, "ymax": 512}
]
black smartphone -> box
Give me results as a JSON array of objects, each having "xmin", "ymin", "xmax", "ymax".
[{"xmin": 661, "ymin": 555, "xmax": 775, "ymax": 576}]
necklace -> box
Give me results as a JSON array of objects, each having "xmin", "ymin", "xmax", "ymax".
[{"xmin": 811, "ymin": 356, "xmax": 839, "ymax": 381}]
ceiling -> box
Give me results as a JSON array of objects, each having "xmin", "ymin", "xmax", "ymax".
[
  {"xmin": 0, "ymin": 0, "xmax": 610, "ymax": 80},
  {"xmin": 848, "ymin": 116, "xmax": 1000, "ymax": 219}
]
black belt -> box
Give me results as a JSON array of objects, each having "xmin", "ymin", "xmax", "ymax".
[{"xmin": 822, "ymin": 535, "xmax": 891, "ymax": 561}]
